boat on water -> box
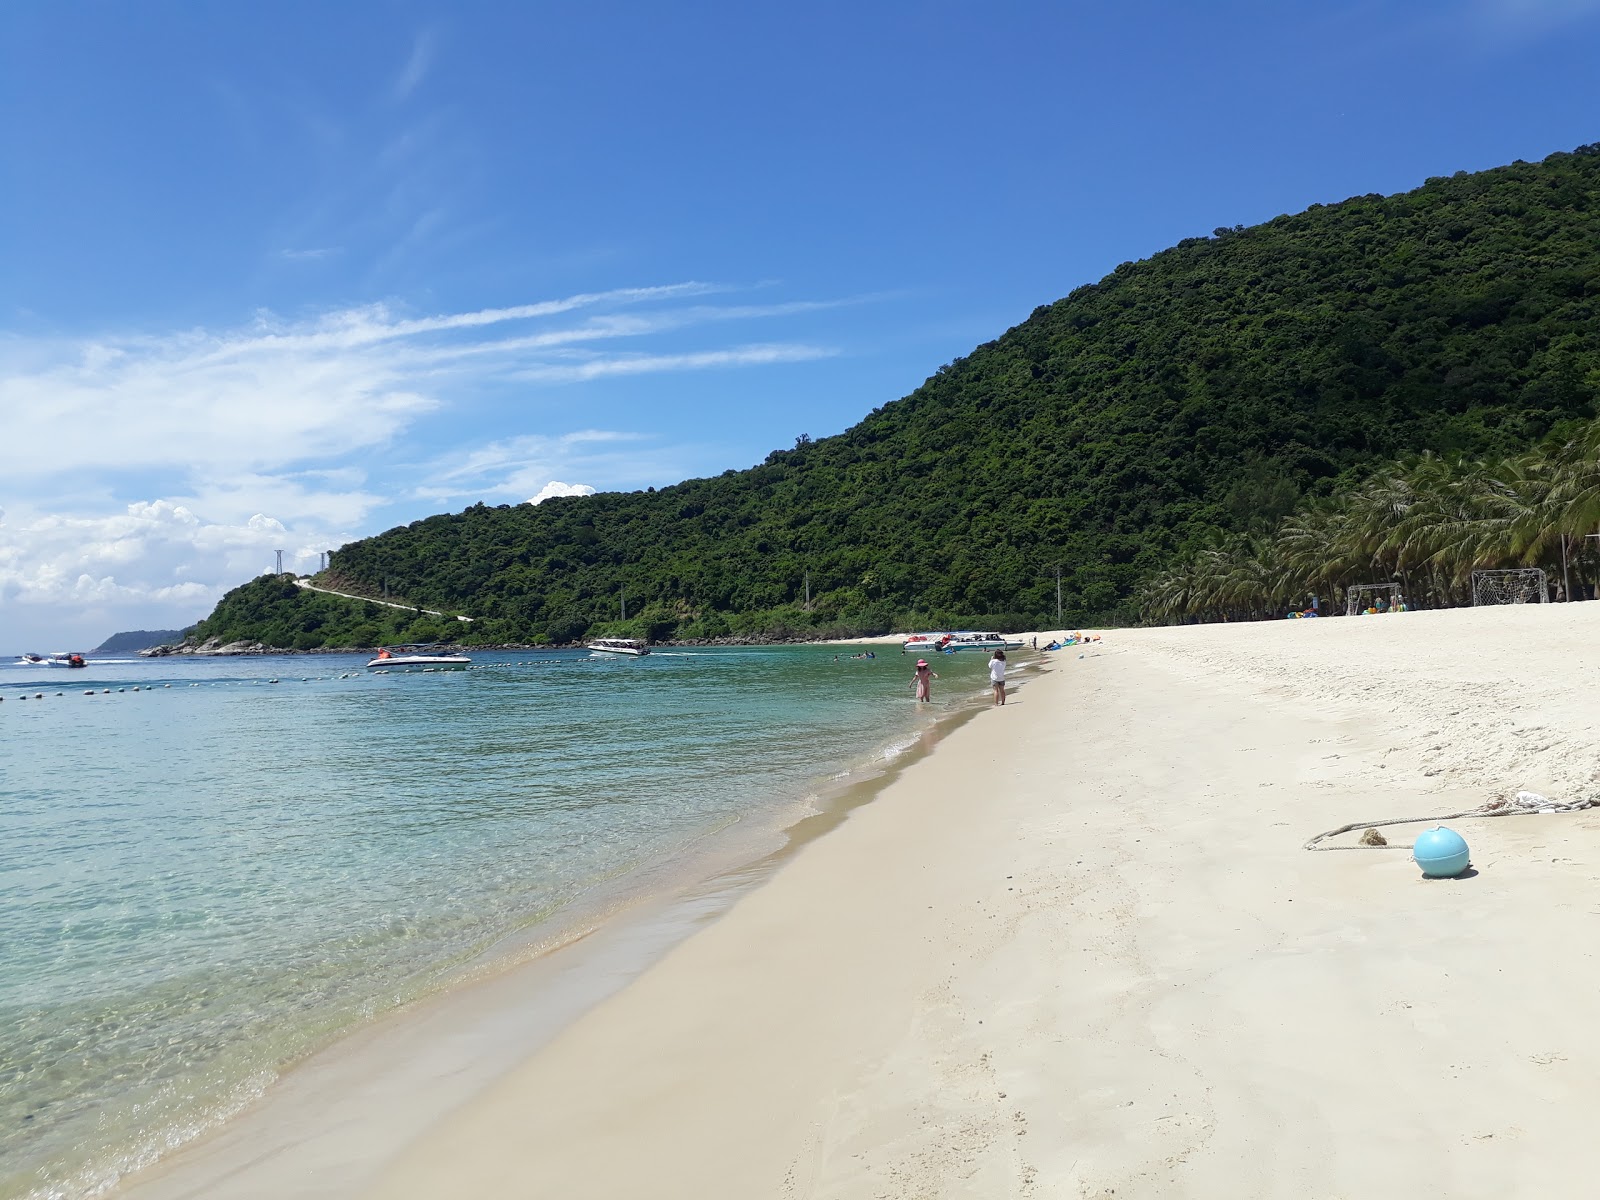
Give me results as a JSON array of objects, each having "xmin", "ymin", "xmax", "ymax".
[
  {"xmin": 900, "ymin": 632, "xmax": 950, "ymax": 654},
  {"xmin": 587, "ymin": 638, "xmax": 651, "ymax": 657},
  {"xmin": 20, "ymin": 652, "xmax": 87, "ymax": 667},
  {"xmin": 365, "ymin": 646, "xmax": 471, "ymax": 670},
  {"xmin": 938, "ymin": 632, "xmax": 1026, "ymax": 652}
]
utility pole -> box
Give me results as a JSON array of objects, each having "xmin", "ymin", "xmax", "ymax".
[
  {"xmin": 275, "ymin": 549, "xmax": 284, "ymax": 575},
  {"xmin": 621, "ymin": 587, "xmax": 627, "ymax": 621},
  {"xmin": 804, "ymin": 570, "xmax": 811, "ymax": 609},
  {"xmin": 1054, "ymin": 564, "xmax": 1062, "ymax": 627}
]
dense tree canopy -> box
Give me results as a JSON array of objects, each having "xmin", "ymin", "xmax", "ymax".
[{"xmin": 195, "ymin": 146, "xmax": 1600, "ymax": 648}]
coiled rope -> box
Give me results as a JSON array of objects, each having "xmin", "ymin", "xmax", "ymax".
[{"xmin": 1304, "ymin": 791, "xmax": 1597, "ymax": 851}]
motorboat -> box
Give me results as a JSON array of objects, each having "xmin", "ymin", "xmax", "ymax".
[
  {"xmin": 938, "ymin": 632, "xmax": 1025, "ymax": 652},
  {"xmin": 587, "ymin": 638, "xmax": 650, "ymax": 657},
  {"xmin": 365, "ymin": 648, "xmax": 471, "ymax": 670},
  {"xmin": 25, "ymin": 652, "xmax": 87, "ymax": 668},
  {"xmin": 900, "ymin": 633, "xmax": 950, "ymax": 654}
]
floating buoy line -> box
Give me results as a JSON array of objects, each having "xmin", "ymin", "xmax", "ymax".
[{"xmin": 0, "ymin": 657, "xmax": 586, "ymax": 708}]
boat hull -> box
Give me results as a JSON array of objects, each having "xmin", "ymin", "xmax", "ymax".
[{"xmin": 365, "ymin": 655, "xmax": 472, "ymax": 669}]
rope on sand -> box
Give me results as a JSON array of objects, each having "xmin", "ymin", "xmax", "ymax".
[{"xmin": 1304, "ymin": 791, "xmax": 1597, "ymax": 851}]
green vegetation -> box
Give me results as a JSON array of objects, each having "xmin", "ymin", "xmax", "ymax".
[
  {"xmin": 1142, "ymin": 415, "xmax": 1600, "ymax": 620},
  {"xmin": 194, "ymin": 145, "xmax": 1600, "ymax": 648},
  {"xmin": 187, "ymin": 577, "xmax": 472, "ymax": 650}
]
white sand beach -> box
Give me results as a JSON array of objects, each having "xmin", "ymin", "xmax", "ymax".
[{"xmin": 123, "ymin": 604, "xmax": 1600, "ymax": 1198}]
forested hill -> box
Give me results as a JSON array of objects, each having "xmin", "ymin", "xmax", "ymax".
[{"xmin": 197, "ymin": 145, "xmax": 1600, "ymax": 648}]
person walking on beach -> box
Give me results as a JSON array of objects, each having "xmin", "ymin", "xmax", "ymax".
[
  {"xmin": 989, "ymin": 649, "xmax": 1007, "ymax": 706},
  {"xmin": 909, "ymin": 658, "xmax": 938, "ymax": 702}
]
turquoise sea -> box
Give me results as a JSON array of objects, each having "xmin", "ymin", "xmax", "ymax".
[{"xmin": 0, "ymin": 645, "xmax": 996, "ymax": 1200}]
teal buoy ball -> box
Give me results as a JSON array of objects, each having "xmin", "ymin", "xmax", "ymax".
[{"xmin": 1414, "ymin": 826, "xmax": 1470, "ymax": 878}]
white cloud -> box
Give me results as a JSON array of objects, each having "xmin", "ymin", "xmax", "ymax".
[
  {"xmin": 0, "ymin": 500, "xmax": 341, "ymax": 623},
  {"xmin": 0, "ymin": 282, "xmax": 799, "ymax": 486},
  {"xmin": 530, "ymin": 481, "xmax": 597, "ymax": 504},
  {"xmin": 0, "ymin": 280, "xmax": 855, "ymax": 642}
]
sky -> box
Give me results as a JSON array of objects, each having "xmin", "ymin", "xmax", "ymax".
[{"xmin": 4, "ymin": 0, "xmax": 1600, "ymax": 650}]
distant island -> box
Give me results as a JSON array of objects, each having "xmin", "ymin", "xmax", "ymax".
[
  {"xmin": 185, "ymin": 143, "xmax": 1600, "ymax": 650},
  {"xmin": 92, "ymin": 629, "xmax": 189, "ymax": 655}
]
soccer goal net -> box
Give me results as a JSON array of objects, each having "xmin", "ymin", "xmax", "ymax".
[
  {"xmin": 1471, "ymin": 568, "xmax": 1547, "ymax": 606},
  {"xmin": 1345, "ymin": 583, "xmax": 1401, "ymax": 616}
]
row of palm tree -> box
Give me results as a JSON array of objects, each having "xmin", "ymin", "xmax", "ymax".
[{"xmin": 1142, "ymin": 417, "xmax": 1600, "ymax": 623}]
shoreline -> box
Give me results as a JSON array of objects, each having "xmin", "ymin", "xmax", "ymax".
[
  {"xmin": 129, "ymin": 626, "xmax": 1089, "ymax": 657},
  {"xmin": 108, "ymin": 660, "xmax": 1011, "ymax": 1200},
  {"xmin": 111, "ymin": 605, "xmax": 1600, "ymax": 1197},
  {"xmin": 359, "ymin": 604, "xmax": 1598, "ymax": 1198}
]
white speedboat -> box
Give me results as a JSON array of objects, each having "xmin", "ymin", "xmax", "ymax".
[
  {"xmin": 901, "ymin": 632, "xmax": 949, "ymax": 654},
  {"xmin": 26, "ymin": 652, "xmax": 88, "ymax": 668},
  {"xmin": 939, "ymin": 632, "xmax": 1025, "ymax": 652},
  {"xmin": 365, "ymin": 652, "xmax": 471, "ymax": 669},
  {"xmin": 587, "ymin": 638, "xmax": 650, "ymax": 657}
]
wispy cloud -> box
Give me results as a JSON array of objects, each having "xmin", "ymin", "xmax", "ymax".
[
  {"xmin": 1472, "ymin": 0, "xmax": 1600, "ymax": 30},
  {"xmin": 412, "ymin": 430, "xmax": 682, "ymax": 504},
  {"xmin": 392, "ymin": 30, "xmax": 437, "ymax": 102},
  {"xmin": 0, "ymin": 280, "xmax": 858, "ymax": 637},
  {"xmin": 513, "ymin": 343, "xmax": 836, "ymax": 383},
  {"xmin": 278, "ymin": 246, "xmax": 342, "ymax": 261},
  {"xmin": 0, "ymin": 282, "xmax": 821, "ymax": 486}
]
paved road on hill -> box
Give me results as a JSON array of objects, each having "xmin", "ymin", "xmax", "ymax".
[{"xmin": 292, "ymin": 579, "xmax": 475, "ymax": 621}]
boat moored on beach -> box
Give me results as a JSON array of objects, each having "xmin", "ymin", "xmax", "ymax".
[
  {"xmin": 938, "ymin": 632, "xmax": 1025, "ymax": 652},
  {"xmin": 900, "ymin": 633, "xmax": 950, "ymax": 654},
  {"xmin": 587, "ymin": 638, "xmax": 651, "ymax": 656}
]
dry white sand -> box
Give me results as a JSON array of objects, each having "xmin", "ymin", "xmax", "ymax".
[
  {"xmin": 123, "ymin": 605, "xmax": 1600, "ymax": 1199},
  {"xmin": 347, "ymin": 602, "xmax": 1600, "ymax": 1199}
]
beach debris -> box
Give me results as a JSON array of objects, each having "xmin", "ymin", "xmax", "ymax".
[
  {"xmin": 1359, "ymin": 828, "xmax": 1388, "ymax": 846},
  {"xmin": 1305, "ymin": 790, "xmax": 1596, "ymax": 854}
]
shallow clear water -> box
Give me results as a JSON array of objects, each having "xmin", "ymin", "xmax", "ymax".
[{"xmin": 0, "ymin": 646, "xmax": 992, "ymax": 1200}]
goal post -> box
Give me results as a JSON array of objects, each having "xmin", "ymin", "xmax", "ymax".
[
  {"xmin": 1471, "ymin": 568, "xmax": 1547, "ymax": 606},
  {"xmin": 1344, "ymin": 583, "xmax": 1402, "ymax": 616}
]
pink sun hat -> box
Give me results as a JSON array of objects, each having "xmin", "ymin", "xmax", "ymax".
[{"xmin": 916, "ymin": 659, "xmax": 928, "ymax": 666}]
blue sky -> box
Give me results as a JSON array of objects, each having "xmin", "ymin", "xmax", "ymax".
[{"xmin": 5, "ymin": 0, "xmax": 1600, "ymax": 649}]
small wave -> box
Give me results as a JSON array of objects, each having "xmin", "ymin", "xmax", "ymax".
[{"xmin": 877, "ymin": 732, "xmax": 924, "ymax": 762}]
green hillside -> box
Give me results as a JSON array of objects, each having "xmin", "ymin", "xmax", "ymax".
[{"xmin": 196, "ymin": 145, "xmax": 1600, "ymax": 648}]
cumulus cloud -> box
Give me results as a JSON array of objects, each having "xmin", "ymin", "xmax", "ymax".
[
  {"xmin": 0, "ymin": 500, "xmax": 340, "ymax": 624},
  {"xmin": 529, "ymin": 481, "xmax": 597, "ymax": 504}
]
